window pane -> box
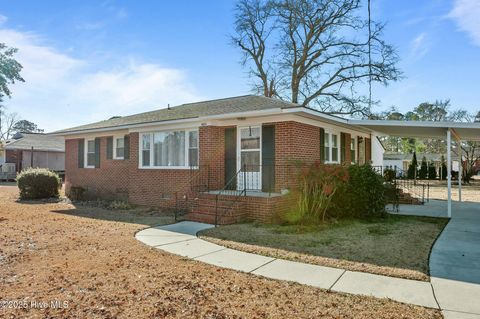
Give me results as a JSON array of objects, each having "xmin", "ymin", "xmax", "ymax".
[
  {"xmin": 142, "ymin": 134, "xmax": 150, "ymax": 150},
  {"xmin": 153, "ymin": 131, "xmax": 185, "ymax": 166},
  {"xmin": 142, "ymin": 150, "xmax": 150, "ymax": 166},
  {"xmin": 241, "ymin": 127, "xmax": 260, "ymax": 149},
  {"xmin": 189, "ymin": 131, "xmax": 198, "ymax": 148},
  {"xmin": 87, "ymin": 153, "xmax": 95, "ymax": 166},
  {"xmin": 87, "ymin": 140, "xmax": 95, "ymax": 152},
  {"xmin": 350, "ymin": 138, "xmax": 355, "ymax": 150},
  {"xmin": 331, "ymin": 134, "xmax": 338, "ymax": 162},
  {"xmin": 332, "ymin": 134, "xmax": 338, "ymax": 147},
  {"xmin": 116, "ymin": 147, "xmax": 124, "ymax": 158},
  {"xmin": 141, "ymin": 134, "xmax": 151, "ymax": 166},
  {"xmin": 351, "ymin": 150, "xmax": 356, "ymax": 163},
  {"xmin": 241, "ymin": 151, "xmax": 260, "ymax": 172},
  {"xmin": 332, "ymin": 147, "xmax": 338, "ymax": 162},
  {"xmin": 116, "ymin": 138, "xmax": 124, "ymax": 148},
  {"xmin": 324, "ymin": 133, "xmax": 330, "ymax": 161},
  {"xmin": 189, "ymin": 149, "xmax": 198, "ymax": 167},
  {"xmin": 115, "ymin": 137, "xmax": 124, "ymax": 158}
]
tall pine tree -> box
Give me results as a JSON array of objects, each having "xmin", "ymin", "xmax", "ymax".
[
  {"xmin": 407, "ymin": 151, "xmax": 418, "ymax": 179},
  {"xmin": 419, "ymin": 156, "xmax": 428, "ymax": 179}
]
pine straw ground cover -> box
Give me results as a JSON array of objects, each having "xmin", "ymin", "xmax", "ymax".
[
  {"xmin": 0, "ymin": 185, "xmax": 441, "ymax": 319},
  {"xmin": 200, "ymin": 216, "xmax": 448, "ymax": 282}
]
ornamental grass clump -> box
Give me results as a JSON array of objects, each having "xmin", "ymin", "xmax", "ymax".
[
  {"xmin": 17, "ymin": 168, "xmax": 61, "ymax": 200},
  {"xmin": 285, "ymin": 161, "xmax": 349, "ymax": 224}
]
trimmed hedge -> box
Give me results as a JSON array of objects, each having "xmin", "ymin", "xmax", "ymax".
[
  {"xmin": 17, "ymin": 168, "xmax": 61, "ymax": 200},
  {"xmin": 333, "ymin": 164, "xmax": 386, "ymax": 219}
]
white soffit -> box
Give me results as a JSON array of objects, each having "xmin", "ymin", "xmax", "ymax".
[{"xmin": 349, "ymin": 120, "xmax": 480, "ymax": 141}]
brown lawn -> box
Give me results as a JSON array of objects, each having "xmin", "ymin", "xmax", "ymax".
[
  {"xmin": 200, "ymin": 215, "xmax": 448, "ymax": 282},
  {"xmin": 0, "ymin": 185, "xmax": 441, "ymax": 319}
]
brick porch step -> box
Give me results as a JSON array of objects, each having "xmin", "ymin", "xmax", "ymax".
[{"xmin": 184, "ymin": 211, "xmax": 237, "ymax": 225}]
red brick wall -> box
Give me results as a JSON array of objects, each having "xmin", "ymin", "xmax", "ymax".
[
  {"xmin": 273, "ymin": 121, "xmax": 321, "ymax": 192},
  {"xmin": 65, "ymin": 127, "xmax": 227, "ymax": 208},
  {"xmin": 65, "ymin": 136, "xmax": 130, "ymax": 200},
  {"xmin": 199, "ymin": 126, "xmax": 226, "ymax": 190},
  {"xmin": 64, "ymin": 121, "xmax": 359, "ymax": 220}
]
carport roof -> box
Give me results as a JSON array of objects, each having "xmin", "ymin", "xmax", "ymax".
[{"xmin": 349, "ymin": 120, "xmax": 480, "ymax": 141}]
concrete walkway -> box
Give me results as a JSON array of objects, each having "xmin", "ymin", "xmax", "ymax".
[
  {"xmin": 393, "ymin": 200, "xmax": 480, "ymax": 318},
  {"xmin": 136, "ymin": 221, "xmax": 439, "ymax": 309}
]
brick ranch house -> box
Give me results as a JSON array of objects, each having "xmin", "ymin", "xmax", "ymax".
[{"xmin": 55, "ymin": 95, "xmax": 384, "ymax": 224}]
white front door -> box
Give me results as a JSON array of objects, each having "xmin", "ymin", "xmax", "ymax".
[{"xmin": 237, "ymin": 126, "xmax": 262, "ymax": 191}]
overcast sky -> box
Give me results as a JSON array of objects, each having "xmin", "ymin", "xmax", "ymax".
[{"xmin": 1, "ymin": 0, "xmax": 479, "ymax": 132}]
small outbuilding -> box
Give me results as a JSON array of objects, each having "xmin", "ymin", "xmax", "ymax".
[{"xmin": 2, "ymin": 132, "xmax": 65, "ymax": 173}]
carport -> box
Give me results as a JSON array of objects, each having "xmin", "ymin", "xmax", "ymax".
[{"xmin": 350, "ymin": 120, "xmax": 480, "ymax": 217}]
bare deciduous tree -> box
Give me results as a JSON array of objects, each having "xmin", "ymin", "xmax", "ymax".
[
  {"xmin": 232, "ymin": 0, "xmax": 279, "ymax": 98},
  {"xmin": 232, "ymin": 0, "xmax": 401, "ymax": 116},
  {"xmin": 0, "ymin": 105, "xmax": 19, "ymax": 141}
]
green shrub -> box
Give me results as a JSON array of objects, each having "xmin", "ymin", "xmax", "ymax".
[
  {"xmin": 108, "ymin": 200, "xmax": 131, "ymax": 210},
  {"xmin": 17, "ymin": 168, "xmax": 61, "ymax": 200},
  {"xmin": 427, "ymin": 163, "xmax": 437, "ymax": 180},
  {"xmin": 407, "ymin": 151, "xmax": 418, "ymax": 179},
  {"xmin": 67, "ymin": 186, "xmax": 86, "ymax": 201},
  {"xmin": 418, "ymin": 156, "xmax": 428, "ymax": 179},
  {"xmin": 284, "ymin": 162, "xmax": 349, "ymax": 224},
  {"xmin": 333, "ymin": 164, "xmax": 386, "ymax": 219},
  {"xmin": 383, "ymin": 167, "xmax": 396, "ymax": 182}
]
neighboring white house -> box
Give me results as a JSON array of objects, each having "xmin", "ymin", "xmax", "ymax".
[
  {"xmin": 0, "ymin": 142, "xmax": 5, "ymax": 165},
  {"xmin": 371, "ymin": 135, "xmax": 385, "ymax": 167},
  {"xmin": 383, "ymin": 152, "xmax": 458, "ymax": 173}
]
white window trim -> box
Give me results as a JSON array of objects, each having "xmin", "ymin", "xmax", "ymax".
[
  {"xmin": 113, "ymin": 135, "xmax": 125, "ymax": 160},
  {"xmin": 324, "ymin": 130, "xmax": 340, "ymax": 164},
  {"xmin": 85, "ymin": 138, "xmax": 95, "ymax": 169},
  {"xmin": 138, "ymin": 129, "xmax": 199, "ymax": 169},
  {"xmin": 350, "ymin": 135, "xmax": 357, "ymax": 164},
  {"xmin": 237, "ymin": 125, "xmax": 262, "ymax": 190}
]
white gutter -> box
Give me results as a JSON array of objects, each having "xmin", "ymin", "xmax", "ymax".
[
  {"xmin": 349, "ymin": 119, "xmax": 480, "ymax": 129},
  {"xmin": 53, "ymin": 108, "xmax": 285, "ymax": 136}
]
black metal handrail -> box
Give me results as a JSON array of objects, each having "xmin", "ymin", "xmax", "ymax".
[
  {"xmin": 214, "ymin": 165, "xmax": 247, "ymax": 226},
  {"xmin": 376, "ymin": 166, "xmax": 430, "ymax": 204},
  {"xmin": 174, "ymin": 165, "xmax": 209, "ymax": 221}
]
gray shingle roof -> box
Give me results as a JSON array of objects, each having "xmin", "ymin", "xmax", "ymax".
[
  {"xmin": 54, "ymin": 95, "xmax": 300, "ymax": 134},
  {"xmin": 5, "ymin": 133, "xmax": 65, "ymax": 152}
]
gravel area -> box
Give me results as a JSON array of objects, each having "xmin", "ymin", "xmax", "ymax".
[
  {"xmin": 425, "ymin": 180, "xmax": 480, "ymax": 202},
  {"xmin": 0, "ymin": 185, "xmax": 442, "ymax": 318}
]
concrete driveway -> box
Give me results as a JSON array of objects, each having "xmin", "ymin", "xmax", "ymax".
[
  {"xmin": 428, "ymin": 201, "xmax": 480, "ymax": 318},
  {"xmin": 390, "ymin": 200, "xmax": 480, "ymax": 318}
]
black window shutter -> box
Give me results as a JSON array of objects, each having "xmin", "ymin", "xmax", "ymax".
[
  {"xmin": 319, "ymin": 128, "xmax": 325, "ymax": 163},
  {"xmin": 340, "ymin": 132, "xmax": 346, "ymax": 163},
  {"xmin": 262, "ymin": 125, "xmax": 275, "ymax": 192},
  {"xmin": 224, "ymin": 127, "xmax": 236, "ymax": 190},
  {"xmin": 124, "ymin": 135, "xmax": 130, "ymax": 160},
  {"xmin": 106, "ymin": 137, "xmax": 113, "ymax": 160},
  {"xmin": 94, "ymin": 137, "xmax": 101, "ymax": 168},
  {"xmin": 78, "ymin": 139, "xmax": 84, "ymax": 168}
]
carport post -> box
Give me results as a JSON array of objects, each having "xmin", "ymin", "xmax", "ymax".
[
  {"xmin": 458, "ymin": 140, "xmax": 462, "ymax": 202},
  {"xmin": 447, "ymin": 129, "xmax": 452, "ymax": 218}
]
